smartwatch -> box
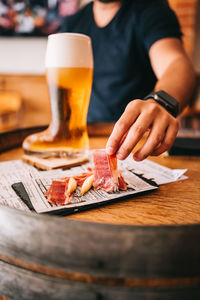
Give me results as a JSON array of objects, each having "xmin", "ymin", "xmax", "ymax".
[{"xmin": 143, "ymin": 90, "xmax": 179, "ymax": 117}]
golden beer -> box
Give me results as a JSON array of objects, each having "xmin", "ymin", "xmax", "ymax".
[{"xmin": 23, "ymin": 33, "xmax": 93, "ymax": 157}]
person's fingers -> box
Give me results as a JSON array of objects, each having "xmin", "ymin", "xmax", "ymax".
[
  {"xmin": 151, "ymin": 119, "xmax": 179, "ymax": 156},
  {"xmin": 106, "ymin": 101, "xmax": 141, "ymax": 155},
  {"xmin": 106, "ymin": 100, "xmax": 179, "ymax": 161},
  {"xmin": 132, "ymin": 116, "xmax": 169, "ymax": 161},
  {"xmin": 115, "ymin": 110, "xmax": 155, "ymax": 160}
]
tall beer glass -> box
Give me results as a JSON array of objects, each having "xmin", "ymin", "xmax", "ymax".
[{"xmin": 23, "ymin": 33, "xmax": 93, "ymax": 158}]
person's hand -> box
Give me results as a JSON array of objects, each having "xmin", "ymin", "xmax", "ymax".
[{"xmin": 106, "ymin": 99, "xmax": 179, "ymax": 161}]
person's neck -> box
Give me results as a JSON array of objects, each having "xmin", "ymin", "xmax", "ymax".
[{"xmin": 93, "ymin": 1, "xmax": 122, "ymax": 28}]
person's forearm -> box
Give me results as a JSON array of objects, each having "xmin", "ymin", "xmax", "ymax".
[
  {"xmin": 154, "ymin": 55, "xmax": 196, "ymax": 113},
  {"xmin": 106, "ymin": 39, "xmax": 196, "ymax": 161}
]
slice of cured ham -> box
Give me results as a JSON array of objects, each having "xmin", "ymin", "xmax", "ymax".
[
  {"xmin": 45, "ymin": 171, "xmax": 93, "ymax": 206},
  {"xmin": 45, "ymin": 150, "xmax": 127, "ymax": 206},
  {"xmin": 74, "ymin": 170, "xmax": 94, "ymax": 186},
  {"xmin": 45, "ymin": 179, "xmax": 71, "ymax": 205},
  {"xmin": 93, "ymin": 149, "xmax": 127, "ymax": 192}
]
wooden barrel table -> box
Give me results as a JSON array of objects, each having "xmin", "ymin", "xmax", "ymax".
[{"xmin": 0, "ymin": 126, "xmax": 200, "ymax": 300}]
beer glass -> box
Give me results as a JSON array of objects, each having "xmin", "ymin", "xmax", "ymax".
[{"xmin": 23, "ymin": 33, "xmax": 93, "ymax": 158}]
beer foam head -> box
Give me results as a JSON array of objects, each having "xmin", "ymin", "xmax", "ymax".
[{"xmin": 45, "ymin": 33, "xmax": 93, "ymax": 68}]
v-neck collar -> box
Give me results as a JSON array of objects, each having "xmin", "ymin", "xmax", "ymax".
[{"xmin": 91, "ymin": 1, "xmax": 125, "ymax": 30}]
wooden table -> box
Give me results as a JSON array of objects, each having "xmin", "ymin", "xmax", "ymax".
[
  {"xmin": 0, "ymin": 73, "xmax": 199, "ymax": 226},
  {"xmin": 0, "ymin": 126, "xmax": 200, "ymax": 300},
  {"xmin": 0, "ymin": 127, "xmax": 199, "ymax": 226}
]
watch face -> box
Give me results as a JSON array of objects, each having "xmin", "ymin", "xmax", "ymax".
[
  {"xmin": 158, "ymin": 90, "xmax": 178, "ymax": 106},
  {"xmin": 156, "ymin": 90, "xmax": 179, "ymax": 117},
  {"xmin": 144, "ymin": 90, "xmax": 179, "ymax": 117}
]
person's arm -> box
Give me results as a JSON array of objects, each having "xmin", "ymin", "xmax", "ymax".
[
  {"xmin": 106, "ymin": 37, "xmax": 196, "ymax": 161},
  {"xmin": 151, "ymin": 38, "xmax": 195, "ymax": 112}
]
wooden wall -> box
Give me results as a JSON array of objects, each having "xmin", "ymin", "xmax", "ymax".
[
  {"xmin": 0, "ymin": 74, "xmax": 51, "ymax": 129},
  {"xmin": 168, "ymin": 0, "xmax": 198, "ymax": 57}
]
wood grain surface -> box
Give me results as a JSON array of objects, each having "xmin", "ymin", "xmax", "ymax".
[
  {"xmin": 0, "ymin": 130, "xmax": 199, "ymax": 226},
  {"xmin": 0, "ymin": 205, "xmax": 200, "ymax": 300},
  {"xmin": 1, "ymin": 72, "xmax": 200, "ymax": 300},
  {"xmin": 0, "ymin": 127, "xmax": 200, "ymax": 300}
]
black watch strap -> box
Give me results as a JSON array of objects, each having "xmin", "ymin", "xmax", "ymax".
[{"xmin": 143, "ymin": 90, "xmax": 179, "ymax": 117}]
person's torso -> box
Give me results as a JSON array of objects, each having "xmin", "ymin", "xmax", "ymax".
[{"xmin": 62, "ymin": 0, "xmax": 158, "ymax": 122}]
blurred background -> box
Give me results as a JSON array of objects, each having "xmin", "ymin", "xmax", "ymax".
[{"xmin": 0, "ymin": 0, "xmax": 199, "ymax": 133}]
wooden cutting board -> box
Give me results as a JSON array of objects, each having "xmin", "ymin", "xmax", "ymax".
[{"xmin": 22, "ymin": 154, "xmax": 89, "ymax": 170}]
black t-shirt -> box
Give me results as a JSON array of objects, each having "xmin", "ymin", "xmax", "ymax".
[{"xmin": 62, "ymin": 0, "xmax": 182, "ymax": 122}]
